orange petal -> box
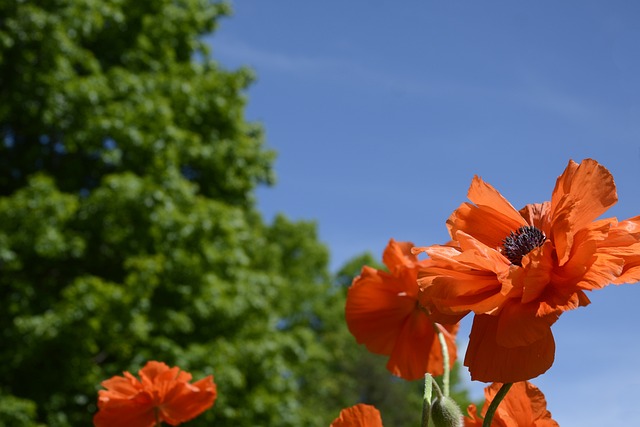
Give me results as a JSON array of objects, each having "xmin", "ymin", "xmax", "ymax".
[
  {"xmin": 598, "ymin": 216, "xmax": 640, "ymax": 284},
  {"xmin": 418, "ymin": 292, "xmax": 468, "ymax": 325},
  {"xmin": 160, "ymin": 376, "xmax": 217, "ymax": 424},
  {"xmin": 463, "ymin": 403, "xmax": 483, "ymax": 427},
  {"xmin": 537, "ymin": 289, "xmax": 591, "ymax": 317},
  {"xmin": 550, "ymin": 159, "xmax": 618, "ymax": 265},
  {"xmin": 345, "ymin": 267, "xmax": 418, "ymax": 355},
  {"xmin": 552, "ymin": 218, "xmax": 616, "ymax": 285},
  {"xmin": 138, "ymin": 361, "xmax": 175, "ymax": 381},
  {"xmin": 495, "ymin": 301, "xmax": 559, "ymax": 348},
  {"xmin": 519, "ymin": 202, "xmax": 552, "ymax": 235},
  {"xmin": 467, "ymin": 176, "xmax": 528, "ymax": 228},
  {"xmin": 383, "ymin": 239, "xmax": 418, "ymax": 275},
  {"xmin": 480, "ymin": 382, "xmax": 559, "ymax": 427},
  {"xmin": 519, "ymin": 241, "xmax": 554, "ymax": 304},
  {"xmin": 464, "ymin": 314, "xmax": 555, "ymax": 383},
  {"xmin": 93, "ymin": 398, "xmax": 156, "ymax": 427},
  {"xmin": 455, "ymin": 231, "xmax": 511, "ymax": 272},
  {"xmin": 575, "ymin": 253, "xmax": 623, "ymax": 291},
  {"xmin": 98, "ymin": 375, "xmax": 142, "ymax": 402},
  {"xmin": 418, "ymin": 237, "xmax": 513, "ymax": 315},
  {"xmin": 386, "ymin": 318, "xmax": 458, "ymax": 379},
  {"xmin": 447, "ymin": 176, "xmax": 527, "ymax": 249},
  {"xmin": 330, "ymin": 404, "xmax": 384, "ymax": 427}
]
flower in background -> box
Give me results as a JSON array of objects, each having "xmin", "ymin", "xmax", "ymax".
[
  {"xmin": 414, "ymin": 159, "xmax": 640, "ymax": 382},
  {"xmin": 93, "ymin": 361, "xmax": 217, "ymax": 427},
  {"xmin": 330, "ymin": 404, "xmax": 384, "ymax": 427},
  {"xmin": 464, "ymin": 381, "xmax": 558, "ymax": 426},
  {"xmin": 345, "ymin": 239, "xmax": 462, "ymax": 381}
]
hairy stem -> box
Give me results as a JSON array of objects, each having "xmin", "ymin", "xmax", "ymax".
[
  {"xmin": 421, "ymin": 374, "xmax": 433, "ymax": 427},
  {"xmin": 435, "ymin": 323, "xmax": 450, "ymax": 397}
]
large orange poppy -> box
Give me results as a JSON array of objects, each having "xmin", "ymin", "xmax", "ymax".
[
  {"xmin": 93, "ymin": 361, "xmax": 217, "ymax": 427},
  {"xmin": 464, "ymin": 381, "xmax": 558, "ymax": 427},
  {"xmin": 345, "ymin": 239, "xmax": 463, "ymax": 381},
  {"xmin": 330, "ymin": 404, "xmax": 384, "ymax": 427},
  {"xmin": 414, "ymin": 159, "xmax": 640, "ymax": 382}
]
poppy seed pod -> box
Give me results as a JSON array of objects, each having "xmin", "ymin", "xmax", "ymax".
[{"xmin": 431, "ymin": 396, "xmax": 463, "ymax": 427}]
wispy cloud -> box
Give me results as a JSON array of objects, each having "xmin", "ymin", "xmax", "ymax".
[
  {"xmin": 209, "ymin": 36, "xmax": 628, "ymax": 133},
  {"xmin": 210, "ymin": 35, "xmax": 346, "ymax": 74},
  {"xmin": 208, "ymin": 35, "xmax": 449, "ymax": 96}
]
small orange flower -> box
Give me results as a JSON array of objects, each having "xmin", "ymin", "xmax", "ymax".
[
  {"xmin": 330, "ymin": 404, "xmax": 384, "ymax": 427},
  {"xmin": 464, "ymin": 381, "xmax": 558, "ymax": 427},
  {"xmin": 93, "ymin": 361, "xmax": 217, "ymax": 427},
  {"xmin": 414, "ymin": 159, "xmax": 640, "ymax": 382},
  {"xmin": 345, "ymin": 239, "xmax": 462, "ymax": 380}
]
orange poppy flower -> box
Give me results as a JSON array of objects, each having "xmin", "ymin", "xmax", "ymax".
[
  {"xmin": 330, "ymin": 404, "xmax": 384, "ymax": 427},
  {"xmin": 93, "ymin": 361, "xmax": 217, "ymax": 427},
  {"xmin": 414, "ymin": 159, "xmax": 640, "ymax": 382},
  {"xmin": 345, "ymin": 239, "xmax": 463, "ymax": 380},
  {"xmin": 464, "ymin": 381, "xmax": 558, "ymax": 426}
]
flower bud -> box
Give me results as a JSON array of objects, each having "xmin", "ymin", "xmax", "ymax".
[{"xmin": 430, "ymin": 396, "xmax": 463, "ymax": 427}]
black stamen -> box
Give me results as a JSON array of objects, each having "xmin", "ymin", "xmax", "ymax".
[{"xmin": 502, "ymin": 225, "xmax": 546, "ymax": 266}]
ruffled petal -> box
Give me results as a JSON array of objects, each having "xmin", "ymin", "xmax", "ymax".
[
  {"xmin": 346, "ymin": 240, "xmax": 461, "ymax": 380},
  {"xmin": 537, "ymin": 289, "xmax": 591, "ymax": 317},
  {"xmin": 519, "ymin": 202, "xmax": 552, "ymax": 235},
  {"xmin": 160, "ymin": 376, "xmax": 217, "ymax": 425},
  {"xmin": 519, "ymin": 241, "xmax": 554, "ymax": 304},
  {"xmin": 495, "ymin": 301, "xmax": 559, "ymax": 348},
  {"xmin": 598, "ymin": 216, "xmax": 640, "ymax": 284},
  {"xmin": 95, "ymin": 362, "xmax": 215, "ymax": 427},
  {"xmin": 466, "ymin": 175, "xmax": 528, "ymax": 231},
  {"xmin": 98, "ymin": 374, "xmax": 143, "ymax": 400},
  {"xmin": 481, "ymin": 382, "xmax": 559, "ymax": 427},
  {"xmin": 553, "ymin": 219, "xmax": 617, "ymax": 287},
  {"xmin": 575, "ymin": 253, "xmax": 623, "ymax": 291},
  {"xmin": 383, "ymin": 239, "xmax": 418, "ymax": 275},
  {"xmin": 465, "ymin": 313, "xmax": 555, "ymax": 383},
  {"xmin": 139, "ymin": 361, "xmax": 179, "ymax": 382},
  {"xmin": 94, "ymin": 388, "xmax": 155, "ymax": 427},
  {"xmin": 386, "ymin": 318, "xmax": 458, "ymax": 379},
  {"xmin": 93, "ymin": 398, "xmax": 156, "ymax": 427},
  {"xmin": 418, "ymin": 236, "xmax": 514, "ymax": 315},
  {"xmin": 346, "ymin": 267, "xmax": 417, "ymax": 355},
  {"xmin": 463, "ymin": 403, "xmax": 483, "ymax": 427},
  {"xmin": 446, "ymin": 176, "xmax": 527, "ymax": 250},
  {"xmin": 550, "ymin": 159, "xmax": 618, "ymax": 265}
]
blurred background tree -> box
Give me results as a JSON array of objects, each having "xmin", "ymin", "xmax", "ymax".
[{"xmin": 0, "ymin": 0, "xmax": 474, "ymax": 425}]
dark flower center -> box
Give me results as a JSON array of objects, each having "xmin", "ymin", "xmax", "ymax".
[{"xmin": 502, "ymin": 225, "xmax": 546, "ymax": 266}]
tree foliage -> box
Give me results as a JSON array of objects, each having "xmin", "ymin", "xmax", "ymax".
[
  {"xmin": 0, "ymin": 1, "xmax": 476, "ymax": 426},
  {"xmin": 0, "ymin": 1, "xmax": 349, "ymax": 425}
]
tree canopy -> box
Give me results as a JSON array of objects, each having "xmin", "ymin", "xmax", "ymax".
[
  {"xmin": 0, "ymin": 1, "xmax": 346, "ymax": 425},
  {"xmin": 0, "ymin": 1, "xmax": 474, "ymax": 425}
]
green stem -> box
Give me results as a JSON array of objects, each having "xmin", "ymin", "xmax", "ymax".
[
  {"xmin": 154, "ymin": 407, "xmax": 162, "ymax": 427},
  {"xmin": 421, "ymin": 374, "xmax": 445, "ymax": 427},
  {"xmin": 482, "ymin": 383, "xmax": 512, "ymax": 427},
  {"xmin": 435, "ymin": 323, "xmax": 450, "ymax": 397},
  {"xmin": 421, "ymin": 373, "xmax": 433, "ymax": 427}
]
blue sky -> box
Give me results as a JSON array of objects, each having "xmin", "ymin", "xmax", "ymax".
[{"xmin": 210, "ymin": 2, "xmax": 640, "ymax": 425}]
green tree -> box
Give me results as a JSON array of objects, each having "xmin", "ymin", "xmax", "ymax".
[
  {"xmin": 0, "ymin": 2, "xmax": 478, "ymax": 426},
  {"xmin": 0, "ymin": 1, "xmax": 352, "ymax": 425}
]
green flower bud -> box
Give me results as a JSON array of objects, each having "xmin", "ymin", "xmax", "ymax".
[{"xmin": 430, "ymin": 396, "xmax": 463, "ymax": 427}]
